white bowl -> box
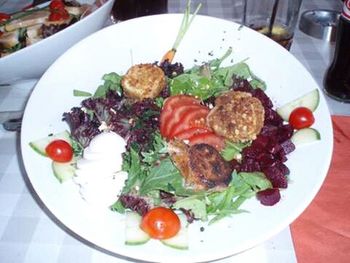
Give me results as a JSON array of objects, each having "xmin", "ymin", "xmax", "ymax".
[{"xmin": 0, "ymin": 0, "xmax": 115, "ymax": 85}]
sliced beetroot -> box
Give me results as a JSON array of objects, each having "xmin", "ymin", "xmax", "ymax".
[
  {"xmin": 276, "ymin": 124, "xmax": 294, "ymax": 142},
  {"xmin": 251, "ymin": 134, "xmax": 269, "ymax": 149},
  {"xmin": 260, "ymin": 125, "xmax": 278, "ymax": 137},
  {"xmin": 242, "ymin": 146, "xmax": 263, "ymax": 159},
  {"xmin": 256, "ymin": 153, "xmax": 275, "ymax": 168},
  {"xmin": 257, "ymin": 188, "xmax": 281, "ymax": 206},
  {"xmin": 251, "ymin": 88, "xmax": 274, "ymax": 109},
  {"xmin": 239, "ymin": 158, "xmax": 261, "ymax": 172},
  {"xmin": 264, "ymin": 108, "xmax": 284, "ymax": 126},
  {"xmin": 274, "ymin": 150, "xmax": 288, "ymax": 162},
  {"xmin": 280, "ymin": 139, "xmax": 296, "ymax": 155},
  {"xmin": 266, "ymin": 140, "xmax": 282, "ymax": 154},
  {"xmin": 263, "ymin": 165, "xmax": 288, "ymax": 188}
]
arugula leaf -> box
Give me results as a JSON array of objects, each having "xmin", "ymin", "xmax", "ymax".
[
  {"xmin": 94, "ymin": 72, "xmax": 123, "ymax": 98},
  {"xmin": 121, "ymin": 144, "xmax": 145, "ymax": 193},
  {"xmin": 141, "ymin": 133, "xmax": 168, "ymax": 165},
  {"xmin": 173, "ymin": 196, "xmax": 208, "ymax": 221},
  {"xmin": 239, "ymin": 172, "xmax": 272, "ymax": 192},
  {"xmin": 221, "ymin": 140, "xmax": 250, "ymax": 161},
  {"xmin": 139, "ymin": 158, "xmax": 183, "ymax": 195},
  {"xmin": 73, "ymin": 89, "xmax": 92, "ymax": 97}
]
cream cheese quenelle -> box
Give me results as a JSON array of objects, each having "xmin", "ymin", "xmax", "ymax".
[{"xmin": 74, "ymin": 131, "xmax": 128, "ymax": 209}]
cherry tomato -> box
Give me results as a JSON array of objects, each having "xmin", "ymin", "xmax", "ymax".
[
  {"xmin": 45, "ymin": 139, "xmax": 73, "ymax": 162},
  {"xmin": 0, "ymin": 12, "xmax": 10, "ymax": 22},
  {"xmin": 160, "ymin": 95, "xmax": 200, "ymax": 137},
  {"xmin": 49, "ymin": 0, "xmax": 65, "ymax": 10},
  {"xmin": 189, "ymin": 132, "xmax": 225, "ymax": 151},
  {"xmin": 169, "ymin": 107, "xmax": 209, "ymax": 138},
  {"xmin": 140, "ymin": 207, "xmax": 180, "ymax": 240},
  {"xmin": 289, "ymin": 107, "xmax": 315, "ymax": 129},
  {"xmin": 49, "ymin": 9, "xmax": 70, "ymax": 21}
]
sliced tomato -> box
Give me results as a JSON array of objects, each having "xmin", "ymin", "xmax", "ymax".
[
  {"xmin": 160, "ymin": 95, "xmax": 200, "ymax": 137},
  {"xmin": 169, "ymin": 107, "xmax": 210, "ymax": 138},
  {"xmin": 0, "ymin": 13, "xmax": 10, "ymax": 22},
  {"xmin": 189, "ymin": 132, "xmax": 225, "ymax": 151},
  {"xmin": 163, "ymin": 104, "xmax": 208, "ymax": 139},
  {"xmin": 173, "ymin": 126, "xmax": 211, "ymax": 140}
]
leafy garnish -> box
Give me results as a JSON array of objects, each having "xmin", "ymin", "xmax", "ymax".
[
  {"xmin": 221, "ymin": 140, "xmax": 250, "ymax": 161},
  {"xmin": 94, "ymin": 72, "xmax": 123, "ymax": 98}
]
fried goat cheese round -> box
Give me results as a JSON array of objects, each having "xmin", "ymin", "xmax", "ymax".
[
  {"xmin": 168, "ymin": 140, "xmax": 232, "ymax": 190},
  {"xmin": 121, "ymin": 63, "xmax": 166, "ymax": 101},
  {"xmin": 207, "ymin": 91, "xmax": 265, "ymax": 142}
]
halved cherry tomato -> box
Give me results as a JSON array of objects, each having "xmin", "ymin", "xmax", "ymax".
[
  {"xmin": 0, "ymin": 12, "xmax": 10, "ymax": 22},
  {"xmin": 160, "ymin": 95, "xmax": 200, "ymax": 137},
  {"xmin": 45, "ymin": 139, "xmax": 73, "ymax": 162},
  {"xmin": 189, "ymin": 132, "xmax": 225, "ymax": 151},
  {"xmin": 49, "ymin": 0, "xmax": 65, "ymax": 10},
  {"xmin": 169, "ymin": 107, "xmax": 210, "ymax": 138},
  {"xmin": 289, "ymin": 107, "xmax": 315, "ymax": 130},
  {"xmin": 49, "ymin": 9, "xmax": 70, "ymax": 21},
  {"xmin": 173, "ymin": 126, "xmax": 211, "ymax": 140},
  {"xmin": 140, "ymin": 207, "xmax": 180, "ymax": 240}
]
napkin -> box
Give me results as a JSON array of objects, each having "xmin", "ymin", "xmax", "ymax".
[{"xmin": 290, "ymin": 115, "xmax": 350, "ymax": 263}]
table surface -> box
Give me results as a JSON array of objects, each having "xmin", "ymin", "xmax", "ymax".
[{"xmin": 0, "ymin": 0, "xmax": 348, "ymax": 263}]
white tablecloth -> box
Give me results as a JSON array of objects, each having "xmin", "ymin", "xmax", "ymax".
[{"xmin": 0, "ymin": 0, "xmax": 347, "ymax": 262}]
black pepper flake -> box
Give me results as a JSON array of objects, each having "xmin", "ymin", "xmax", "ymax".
[{"xmin": 200, "ymin": 226, "xmax": 205, "ymax": 232}]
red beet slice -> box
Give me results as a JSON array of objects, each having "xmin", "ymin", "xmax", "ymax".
[{"xmin": 257, "ymin": 188, "xmax": 281, "ymax": 206}]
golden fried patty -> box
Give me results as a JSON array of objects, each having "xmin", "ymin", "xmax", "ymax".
[
  {"xmin": 168, "ymin": 140, "xmax": 232, "ymax": 190},
  {"xmin": 121, "ymin": 63, "xmax": 166, "ymax": 101},
  {"xmin": 207, "ymin": 91, "xmax": 265, "ymax": 142}
]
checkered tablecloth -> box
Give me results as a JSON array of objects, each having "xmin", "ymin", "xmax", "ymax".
[{"xmin": 0, "ymin": 0, "xmax": 347, "ymax": 263}]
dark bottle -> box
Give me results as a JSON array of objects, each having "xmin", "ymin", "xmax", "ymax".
[
  {"xmin": 112, "ymin": 0, "xmax": 168, "ymax": 21},
  {"xmin": 324, "ymin": 0, "xmax": 350, "ymax": 103}
]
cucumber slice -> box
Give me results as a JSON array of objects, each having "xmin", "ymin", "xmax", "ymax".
[
  {"xmin": 125, "ymin": 211, "xmax": 150, "ymax": 245},
  {"xmin": 276, "ymin": 89, "xmax": 320, "ymax": 121},
  {"xmin": 291, "ymin": 128, "xmax": 321, "ymax": 146},
  {"xmin": 52, "ymin": 158, "xmax": 76, "ymax": 183},
  {"xmin": 29, "ymin": 130, "xmax": 72, "ymax": 156},
  {"xmin": 161, "ymin": 214, "xmax": 189, "ymax": 250}
]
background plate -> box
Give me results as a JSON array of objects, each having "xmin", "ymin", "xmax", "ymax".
[{"xmin": 20, "ymin": 14, "xmax": 333, "ymax": 263}]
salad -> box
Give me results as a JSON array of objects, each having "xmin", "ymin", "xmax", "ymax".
[
  {"xmin": 0, "ymin": 0, "xmax": 102, "ymax": 58},
  {"xmin": 29, "ymin": 2, "xmax": 321, "ymax": 250}
]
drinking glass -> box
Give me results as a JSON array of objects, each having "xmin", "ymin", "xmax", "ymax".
[{"xmin": 234, "ymin": 0, "xmax": 303, "ymax": 50}]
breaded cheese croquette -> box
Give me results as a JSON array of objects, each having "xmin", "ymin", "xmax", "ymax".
[
  {"xmin": 168, "ymin": 140, "xmax": 232, "ymax": 190},
  {"xmin": 121, "ymin": 63, "xmax": 166, "ymax": 101},
  {"xmin": 207, "ymin": 91, "xmax": 265, "ymax": 142}
]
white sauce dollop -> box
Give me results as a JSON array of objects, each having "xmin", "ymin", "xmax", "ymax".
[{"xmin": 74, "ymin": 131, "xmax": 128, "ymax": 209}]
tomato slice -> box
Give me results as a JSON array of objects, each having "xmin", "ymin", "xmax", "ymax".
[
  {"xmin": 163, "ymin": 104, "xmax": 208, "ymax": 139},
  {"xmin": 169, "ymin": 107, "xmax": 210, "ymax": 138},
  {"xmin": 289, "ymin": 107, "xmax": 315, "ymax": 130},
  {"xmin": 49, "ymin": 9, "xmax": 70, "ymax": 21},
  {"xmin": 140, "ymin": 207, "xmax": 180, "ymax": 240},
  {"xmin": 49, "ymin": 0, "xmax": 65, "ymax": 10},
  {"xmin": 45, "ymin": 139, "xmax": 73, "ymax": 162},
  {"xmin": 160, "ymin": 95, "xmax": 200, "ymax": 137},
  {"xmin": 0, "ymin": 13, "xmax": 10, "ymax": 22},
  {"xmin": 173, "ymin": 126, "xmax": 211, "ymax": 140},
  {"xmin": 189, "ymin": 132, "xmax": 225, "ymax": 151}
]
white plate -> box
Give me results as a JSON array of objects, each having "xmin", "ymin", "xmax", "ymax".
[{"xmin": 20, "ymin": 14, "xmax": 333, "ymax": 263}]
